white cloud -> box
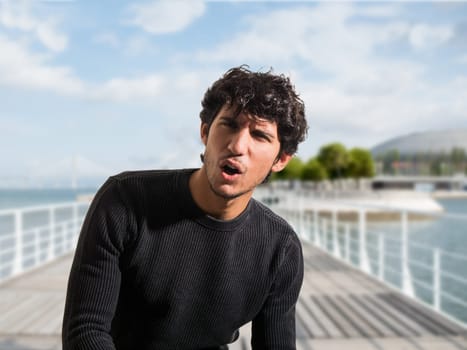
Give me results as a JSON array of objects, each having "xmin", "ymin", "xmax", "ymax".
[
  {"xmin": 300, "ymin": 68, "xmax": 467, "ymax": 154},
  {"xmin": 409, "ymin": 24, "xmax": 453, "ymax": 50},
  {"xmin": 90, "ymin": 74, "xmax": 166, "ymax": 102},
  {"xmin": 0, "ymin": 33, "xmax": 169, "ymax": 101},
  {"xmin": 126, "ymin": 0, "xmax": 206, "ymax": 34},
  {"xmin": 0, "ymin": 1, "xmax": 79, "ymax": 94},
  {"xmin": 87, "ymin": 68, "xmax": 212, "ymax": 105},
  {"xmin": 0, "ymin": 34, "xmax": 83, "ymax": 94},
  {"xmin": 194, "ymin": 3, "xmax": 387, "ymax": 71},
  {"xmin": 195, "ymin": 5, "xmax": 318, "ymax": 63},
  {"xmin": 0, "ymin": 31, "xmax": 189, "ymax": 103},
  {"xmin": 0, "ymin": 0, "xmax": 67, "ymax": 52}
]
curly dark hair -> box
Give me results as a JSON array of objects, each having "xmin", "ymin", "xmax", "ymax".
[{"xmin": 200, "ymin": 65, "xmax": 308, "ymax": 156}]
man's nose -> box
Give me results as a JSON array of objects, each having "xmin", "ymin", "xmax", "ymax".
[{"xmin": 227, "ymin": 128, "xmax": 250, "ymax": 155}]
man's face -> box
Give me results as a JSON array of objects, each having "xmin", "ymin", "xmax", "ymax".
[{"xmin": 201, "ymin": 104, "xmax": 291, "ymax": 200}]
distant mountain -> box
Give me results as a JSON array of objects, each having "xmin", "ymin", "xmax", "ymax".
[{"xmin": 372, "ymin": 129, "xmax": 467, "ymax": 156}]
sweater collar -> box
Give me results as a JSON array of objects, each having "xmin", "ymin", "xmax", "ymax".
[{"xmin": 176, "ymin": 169, "xmax": 253, "ymax": 232}]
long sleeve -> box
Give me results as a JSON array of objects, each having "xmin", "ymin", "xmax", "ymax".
[
  {"xmin": 62, "ymin": 178, "xmax": 131, "ymax": 350},
  {"xmin": 251, "ymin": 234, "xmax": 304, "ymax": 350}
]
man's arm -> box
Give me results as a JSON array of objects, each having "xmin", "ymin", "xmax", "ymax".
[
  {"xmin": 62, "ymin": 178, "xmax": 131, "ymax": 350},
  {"xmin": 251, "ymin": 235, "xmax": 304, "ymax": 349}
]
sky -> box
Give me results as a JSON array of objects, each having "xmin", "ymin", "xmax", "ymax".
[{"xmin": 0, "ymin": 0, "xmax": 466, "ymax": 188}]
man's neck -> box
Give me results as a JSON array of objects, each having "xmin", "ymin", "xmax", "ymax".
[{"xmin": 189, "ymin": 168, "xmax": 252, "ymax": 221}]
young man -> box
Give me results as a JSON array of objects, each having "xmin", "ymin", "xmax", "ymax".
[{"xmin": 62, "ymin": 66, "xmax": 308, "ymax": 349}]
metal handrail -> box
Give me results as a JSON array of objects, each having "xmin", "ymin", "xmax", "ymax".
[
  {"xmin": 256, "ymin": 188, "xmax": 467, "ymax": 327},
  {"xmin": 0, "ymin": 201, "xmax": 90, "ymax": 284}
]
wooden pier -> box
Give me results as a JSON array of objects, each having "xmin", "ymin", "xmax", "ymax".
[{"xmin": 1, "ymin": 242, "xmax": 466, "ymax": 350}]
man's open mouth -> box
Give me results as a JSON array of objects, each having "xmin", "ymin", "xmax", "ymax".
[{"xmin": 222, "ymin": 164, "xmax": 241, "ymax": 175}]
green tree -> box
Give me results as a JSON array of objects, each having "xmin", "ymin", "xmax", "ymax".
[
  {"xmin": 317, "ymin": 143, "xmax": 349, "ymax": 179},
  {"xmin": 450, "ymin": 147, "xmax": 466, "ymax": 174},
  {"xmin": 301, "ymin": 158, "xmax": 328, "ymax": 181},
  {"xmin": 430, "ymin": 159, "xmax": 443, "ymax": 176},
  {"xmin": 346, "ymin": 148, "xmax": 375, "ymax": 178},
  {"xmin": 272, "ymin": 156, "xmax": 304, "ymax": 180}
]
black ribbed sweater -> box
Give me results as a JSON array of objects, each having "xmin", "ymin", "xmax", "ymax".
[{"xmin": 62, "ymin": 169, "xmax": 303, "ymax": 349}]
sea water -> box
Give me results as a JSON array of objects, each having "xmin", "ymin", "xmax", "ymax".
[
  {"xmin": 0, "ymin": 188, "xmax": 97, "ymax": 210},
  {"xmin": 366, "ymin": 198, "xmax": 467, "ymax": 324}
]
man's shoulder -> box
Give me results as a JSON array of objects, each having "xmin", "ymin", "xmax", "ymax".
[
  {"xmin": 107, "ymin": 168, "xmax": 195, "ymax": 191},
  {"xmin": 250, "ymin": 199, "xmax": 303, "ymax": 265},
  {"xmin": 251, "ymin": 199, "xmax": 296, "ymax": 236},
  {"xmin": 110, "ymin": 168, "xmax": 194, "ymax": 182},
  {"xmin": 99, "ymin": 168, "xmax": 196, "ymax": 207}
]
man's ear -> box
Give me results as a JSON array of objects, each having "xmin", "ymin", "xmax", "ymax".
[
  {"xmin": 200, "ymin": 123, "xmax": 209, "ymax": 146},
  {"xmin": 271, "ymin": 152, "xmax": 292, "ymax": 173}
]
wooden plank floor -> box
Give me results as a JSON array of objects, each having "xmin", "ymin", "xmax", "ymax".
[
  {"xmin": 1, "ymin": 242, "xmax": 467, "ymax": 350},
  {"xmin": 0, "ymin": 254, "xmax": 71, "ymax": 350},
  {"xmin": 293, "ymin": 244, "xmax": 467, "ymax": 350}
]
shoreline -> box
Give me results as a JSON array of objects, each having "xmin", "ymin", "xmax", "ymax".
[
  {"xmin": 431, "ymin": 191, "xmax": 467, "ymax": 199},
  {"xmin": 256, "ymin": 186, "xmax": 453, "ymax": 222}
]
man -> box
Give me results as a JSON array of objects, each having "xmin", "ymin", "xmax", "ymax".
[{"xmin": 62, "ymin": 66, "xmax": 308, "ymax": 349}]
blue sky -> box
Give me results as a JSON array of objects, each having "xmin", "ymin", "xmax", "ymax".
[{"xmin": 0, "ymin": 0, "xmax": 466, "ymax": 187}]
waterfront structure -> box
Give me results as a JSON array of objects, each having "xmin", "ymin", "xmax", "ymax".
[
  {"xmin": 278, "ymin": 175, "xmax": 467, "ymax": 199},
  {"xmin": 372, "ymin": 129, "xmax": 467, "ymax": 156},
  {"xmin": 371, "ymin": 175, "xmax": 467, "ymax": 193},
  {"xmin": 372, "ymin": 129, "xmax": 467, "ymax": 176}
]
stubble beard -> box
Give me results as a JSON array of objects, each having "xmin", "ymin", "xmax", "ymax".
[
  {"xmin": 202, "ymin": 150, "xmax": 272, "ymax": 201},
  {"xmin": 205, "ymin": 165, "xmax": 270, "ymax": 201},
  {"xmin": 208, "ymin": 181, "xmax": 251, "ymax": 200}
]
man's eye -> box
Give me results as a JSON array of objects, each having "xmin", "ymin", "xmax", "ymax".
[
  {"xmin": 252, "ymin": 131, "xmax": 270, "ymax": 142},
  {"xmin": 222, "ymin": 120, "xmax": 237, "ymax": 129}
]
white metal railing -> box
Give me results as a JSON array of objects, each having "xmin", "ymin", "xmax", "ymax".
[
  {"xmin": 0, "ymin": 201, "xmax": 90, "ymax": 284},
  {"xmin": 255, "ymin": 186, "xmax": 467, "ymax": 327}
]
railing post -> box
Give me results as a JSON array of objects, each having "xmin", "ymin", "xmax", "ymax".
[
  {"xmin": 314, "ymin": 210, "xmax": 321, "ymax": 247},
  {"xmin": 359, "ymin": 209, "xmax": 370, "ymax": 273},
  {"xmin": 294, "ymin": 210, "xmax": 299, "ymax": 233},
  {"xmin": 322, "ymin": 219, "xmax": 328, "ymax": 251},
  {"xmin": 378, "ymin": 234, "xmax": 385, "ymax": 281},
  {"xmin": 401, "ymin": 211, "xmax": 414, "ymax": 297},
  {"xmin": 70, "ymin": 203, "xmax": 81, "ymax": 249},
  {"xmin": 433, "ymin": 248, "xmax": 441, "ymax": 311},
  {"xmin": 73, "ymin": 203, "xmax": 79, "ymax": 238},
  {"xmin": 303, "ymin": 213, "xmax": 312, "ymax": 242},
  {"xmin": 35, "ymin": 228, "xmax": 41, "ymax": 266},
  {"xmin": 12, "ymin": 210, "xmax": 23, "ymax": 275},
  {"xmin": 345, "ymin": 223, "xmax": 350, "ymax": 263},
  {"xmin": 332, "ymin": 210, "xmax": 340, "ymax": 258},
  {"xmin": 61, "ymin": 222, "xmax": 67, "ymax": 254},
  {"xmin": 48, "ymin": 206, "xmax": 55, "ymax": 261},
  {"xmin": 298, "ymin": 191, "xmax": 304, "ymax": 238}
]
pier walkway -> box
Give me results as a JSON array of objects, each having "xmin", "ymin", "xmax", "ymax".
[{"xmin": 1, "ymin": 242, "xmax": 466, "ymax": 350}]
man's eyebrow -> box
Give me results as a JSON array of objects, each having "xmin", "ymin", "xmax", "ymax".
[{"xmin": 219, "ymin": 116, "xmax": 236, "ymax": 123}]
